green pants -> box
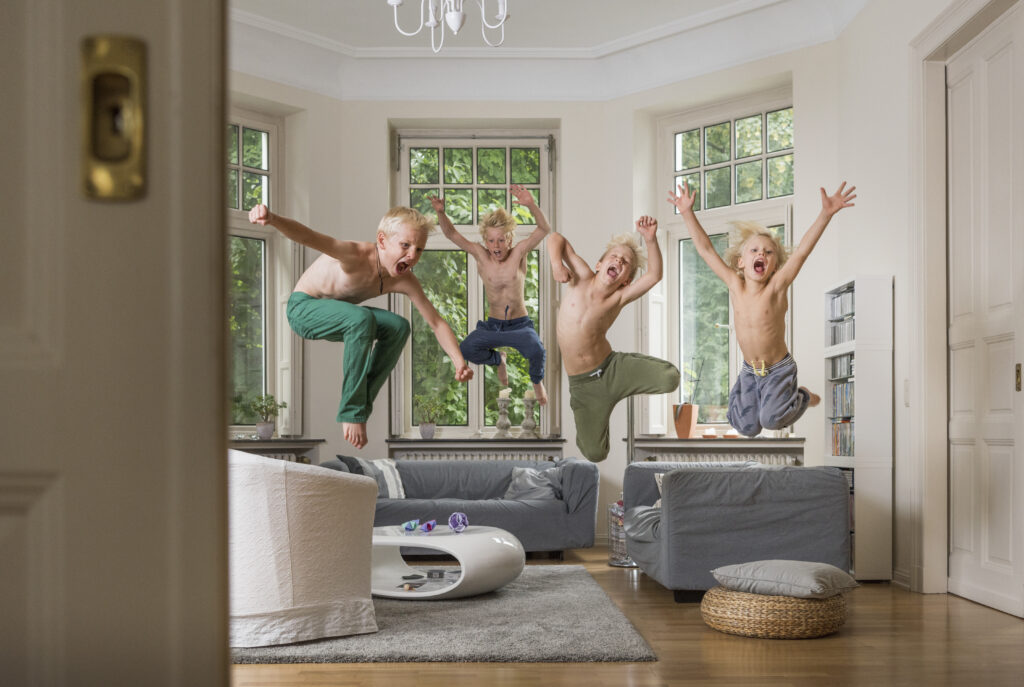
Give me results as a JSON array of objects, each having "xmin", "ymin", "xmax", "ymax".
[
  {"xmin": 286, "ymin": 292, "xmax": 410, "ymax": 424},
  {"xmin": 569, "ymin": 351, "xmax": 680, "ymax": 462}
]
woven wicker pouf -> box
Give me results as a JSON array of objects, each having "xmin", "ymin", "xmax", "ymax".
[{"xmin": 700, "ymin": 586, "xmax": 847, "ymax": 639}]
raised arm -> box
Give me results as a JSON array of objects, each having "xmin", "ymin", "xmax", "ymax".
[
  {"xmin": 397, "ymin": 278, "xmax": 474, "ymax": 383},
  {"xmin": 617, "ymin": 216, "xmax": 663, "ymax": 305},
  {"xmin": 547, "ymin": 233, "xmax": 591, "ymax": 285},
  {"xmin": 773, "ymin": 181, "xmax": 856, "ymax": 287},
  {"xmin": 249, "ymin": 203, "xmax": 354, "ymax": 261},
  {"xmin": 666, "ymin": 183, "xmax": 739, "ymax": 288},
  {"xmin": 429, "ymin": 196, "xmax": 482, "ymax": 257},
  {"xmin": 508, "ymin": 185, "xmax": 552, "ymax": 260}
]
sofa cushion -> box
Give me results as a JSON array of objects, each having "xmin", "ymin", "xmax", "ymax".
[
  {"xmin": 711, "ymin": 560, "xmax": 858, "ymax": 599},
  {"xmin": 396, "ymin": 459, "xmax": 556, "ymax": 500},
  {"xmin": 504, "ymin": 466, "xmax": 563, "ymax": 500},
  {"xmin": 337, "ymin": 455, "xmax": 405, "ymax": 499}
]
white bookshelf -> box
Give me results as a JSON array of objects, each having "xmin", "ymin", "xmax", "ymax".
[{"xmin": 823, "ymin": 275, "xmax": 893, "ymax": 580}]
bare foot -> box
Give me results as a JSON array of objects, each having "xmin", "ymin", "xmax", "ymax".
[
  {"xmin": 802, "ymin": 387, "xmax": 821, "ymax": 407},
  {"xmin": 497, "ymin": 351, "xmax": 509, "ymax": 386},
  {"xmin": 533, "ymin": 381, "xmax": 548, "ymax": 405},
  {"xmin": 342, "ymin": 421, "xmax": 368, "ymax": 449}
]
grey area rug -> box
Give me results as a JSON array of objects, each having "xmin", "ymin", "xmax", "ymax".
[{"xmin": 232, "ymin": 564, "xmax": 656, "ymax": 663}]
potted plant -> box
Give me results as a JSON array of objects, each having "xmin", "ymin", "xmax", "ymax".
[
  {"xmin": 249, "ymin": 393, "xmax": 287, "ymax": 440},
  {"xmin": 414, "ymin": 394, "xmax": 445, "ymax": 439},
  {"xmin": 672, "ymin": 358, "xmax": 704, "ymax": 438}
]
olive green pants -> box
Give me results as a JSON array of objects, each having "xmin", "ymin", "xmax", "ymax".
[{"xmin": 568, "ymin": 351, "xmax": 680, "ymax": 462}]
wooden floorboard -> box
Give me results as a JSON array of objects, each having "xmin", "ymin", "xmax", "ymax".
[{"xmin": 231, "ymin": 546, "xmax": 1024, "ymax": 686}]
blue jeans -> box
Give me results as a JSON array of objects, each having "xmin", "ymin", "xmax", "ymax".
[{"xmin": 459, "ymin": 316, "xmax": 546, "ymax": 383}]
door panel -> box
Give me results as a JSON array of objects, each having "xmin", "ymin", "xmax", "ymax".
[{"xmin": 946, "ymin": 3, "xmax": 1024, "ymax": 618}]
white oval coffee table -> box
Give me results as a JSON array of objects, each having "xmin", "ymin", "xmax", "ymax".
[{"xmin": 370, "ymin": 524, "xmax": 525, "ymax": 599}]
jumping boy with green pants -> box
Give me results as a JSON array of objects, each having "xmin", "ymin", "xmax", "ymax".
[{"xmin": 249, "ymin": 203, "xmax": 473, "ymax": 449}]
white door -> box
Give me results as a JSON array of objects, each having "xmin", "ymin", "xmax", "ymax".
[
  {"xmin": 0, "ymin": 0, "xmax": 228, "ymax": 683},
  {"xmin": 946, "ymin": 3, "xmax": 1024, "ymax": 617}
]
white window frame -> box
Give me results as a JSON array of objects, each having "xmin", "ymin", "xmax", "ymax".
[
  {"xmin": 227, "ymin": 108, "xmax": 303, "ymax": 437},
  {"xmin": 389, "ymin": 130, "xmax": 560, "ymax": 439},
  {"xmin": 648, "ymin": 88, "xmax": 795, "ymax": 431}
]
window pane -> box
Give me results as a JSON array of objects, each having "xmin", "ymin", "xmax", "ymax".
[
  {"xmin": 444, "ymin": 188, "xmax": 473, "ymax": 225},
  {"xmin": 242, "ymin": 172, "xmax": 268, "ymax": 211},
  {"xmin": 704, "ymin": 121, "xmax": 731, "ymax": 165},
  {"xmin": 227, "ymin": 169, "xmax": 239, "ymax": 209},
  {"xmin": 477, "ymin": 189, "xmax": 507, "ymax": 221},
  {"xmin": 444, "ymin": 148, "xmax": 473, "ymax": 184},
  {"xmin": 767, "ymin": 224, "xmax": 785, "ymax": 243},
  {"xmin": 410, "ymin": 147, "xmax": 439, "ymax": 184},
  {"xmin": 679, "ymin": 234, "xmax": 730, "ymax": 423},
  {"xmin": 409, "ymin": 188, "xmax": 437, "ymax": 222},
  {"xmin": 704, "ymin": 167, "xmax": 731, "ymax": 209},
  {"xmin": 735, "ymin": 115, "xmax": 762, "ymax": 158},
  {"xmin": 511, "ymin": 188, "xmax": 539, "ymax": 225},
  {"xmin": 476, "ymin": 148, "xmax": 506, "ymax": 184},
  {"xmin": 411, "ymin": 251, "xmax": 468, "ymax": 426},
  {"xmin": 242, "ymin": 127, "xmax": 268, "ymax": 170},
  {"xmin": 675, "ymin": 129, "xmax": 700, "ymax": 171},
  {"xmin": 229, "ymin": 235, "xmax": 266, "ymax": 424},
  {"xmin": 227, "ymin": 124, "xmax": 239, "ymax": 164},
  {"xmin": 735, "ymin": 160, "xmax": 762, "ymax": 204},
  {"xmin": 510, "ymin": 147, "xmax": 540, "ymax": 184},
  {"xmin": 483, "ymin": 250, "xmax": 540, "ymax": 426},
  {"xmin": 673, "ymin": 173, "xmax": 701, "ymax": 213},
  {"xmin": 767, "ymin": 154, "xmax": 794, "ymax": 197},
  {"xmin": 767, "ymin": 107, "xmax": 794, "ymax": 152}
]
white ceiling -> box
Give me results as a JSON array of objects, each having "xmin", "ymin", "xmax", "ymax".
[{"xmin": 229, "ymin": 0, "xmax": 868, "ymax": 100}]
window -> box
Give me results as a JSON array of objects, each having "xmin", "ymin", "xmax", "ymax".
[
  {"xmin": 657, "ymin": 91, "xmax": 793, "ymax": 426},
  {"xmin": 227, "ymin": 110, "xmax": 301, "ymax": 435},
  {"xmin": 390, "ymin": 133, "xmax": 558, "ymax": 438}
]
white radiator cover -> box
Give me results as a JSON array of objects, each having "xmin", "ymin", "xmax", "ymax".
[
  {"xmin": 392, "ymin": 450, "xmax": 557, "ymax": 462},
  {"xmin": 635, "ymin": 451, "xmax": 801, "ymax": 466}
]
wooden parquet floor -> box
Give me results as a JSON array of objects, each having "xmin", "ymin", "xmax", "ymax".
[{"xmin": 231, "ymin": 546, "xmax": 1024, "ymax": 687}]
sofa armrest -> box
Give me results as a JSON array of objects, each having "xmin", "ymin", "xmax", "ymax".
[{"xmin": 559, "ymin": 458, "xmax": 599, "ymax": 514}]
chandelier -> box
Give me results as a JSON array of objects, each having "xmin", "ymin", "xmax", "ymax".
[{"xmin": 387, "ymin": 0, "xmax": 510, "ymax": 53}]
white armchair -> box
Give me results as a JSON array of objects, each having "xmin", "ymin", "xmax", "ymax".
[{"xmin": 228, "ymin": 449, "xmax": 379, "ymax": 647}]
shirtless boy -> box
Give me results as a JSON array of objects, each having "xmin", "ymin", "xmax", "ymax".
[
  {"xmin": 548, "ymin": 217, "xmax": 680, "ymax": 462},
  {"xmin": 666, "ymin": 180, "xmax": 856, "ymax": 437},
  {"xmin": 431, "ymin": 184, "xmax": 551, "ymax": 404},
  {"xmin": 249, "ymin": 204, "xmax": 473, "ymax": 449}
]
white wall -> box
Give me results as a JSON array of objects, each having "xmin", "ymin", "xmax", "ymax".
[{"xmin": 228, "ymin": 0, "xmax": 959, "ymax": 552}]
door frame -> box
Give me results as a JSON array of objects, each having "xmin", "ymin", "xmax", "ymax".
[{"xmin": 907, "ymin": 0, "xmax": 1020, "ymax": 594}]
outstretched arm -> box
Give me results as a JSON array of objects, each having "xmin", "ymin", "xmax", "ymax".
[
  {"xmin": 666, "ymin": 184, "xmax": 738, "ymax": 288},
  {"xmin": 249, "ymin": 203, "xmax": 355, "ymax": 261},
  {"xmin": 508, "ymin": 185, "xmax": 552, "ymax": 259},
  {"xmin": 429, "ymin": 196, "xmax": 483, "ymax": 257},
  {"xmin": 618, "ymin": 216, "xmax": 663, "ymax": 304},
  {"xmin": 547, "ymin": 233, "xmax": 591, "ymax": 285},
  {"xmin": 399, "ymin": 279, "xmax": 474, "ymax": 383},
  {"xmin": 774, "ymin": 181, "xmax": 857, "ymax": 287}
]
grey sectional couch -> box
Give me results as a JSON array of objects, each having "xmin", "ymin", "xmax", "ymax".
[
  {"xmin": 321, "ymin": 457, "xmax": 599, "ymax": 553},
  {"xmin": 623, "ymin": 461, "xmax": 851, "ymax": 601}
]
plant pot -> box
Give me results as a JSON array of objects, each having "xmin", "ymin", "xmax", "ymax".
[
  {"xmin": 255, "ymin": 421, "xmax": 275, "ymax": 440},
  {"xmin": 671, "ymin": 404, "xmax": 699, "ymax": 438},
  {"xmin": 419, "ymin": 422, "xmax": 436, "ymax": 439}
]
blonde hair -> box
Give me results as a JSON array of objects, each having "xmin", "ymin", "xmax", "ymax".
[
  {"xmin": 478, "ymin": 207, "xmax": 517, "ymax": 245},
  {"xmin": 378, "ymin": 206, "xmax": 434, "ymax": 238},
  {"xmin": 600, "ymin": 233, "xmax": 647, "ymax": 280},
  {"xmin": 723, "ymin": 221, "xmax": 790, "ymax": 275}
]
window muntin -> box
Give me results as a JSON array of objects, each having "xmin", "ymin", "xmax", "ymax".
[
  {"xmin": 395, "ymin": 136, "xmax": 554, "ymax": 438},
  {"xmin": 671, "ymin": 106, "xmax": 794, "ymax": 212}
]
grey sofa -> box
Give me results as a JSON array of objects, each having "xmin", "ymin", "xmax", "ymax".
[
  {"xmin": 321, "ymin": 457, "xmax": 599, "ymax": 553},
  {"xmin": 623, "ymin": 461, "xmax": 851, "ymax": 601}
]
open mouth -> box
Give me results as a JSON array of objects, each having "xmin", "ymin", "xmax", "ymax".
[
  {"xmin": 607, "ymin": 265, "xmax": 620, "ymax": 279},
  {"xmin": 395, "ymin": 261, "xmax": 410, "ymax": 274},
  {"xmin": 753, "ymin": 257, "xmax": 766, "ymax": 275}
]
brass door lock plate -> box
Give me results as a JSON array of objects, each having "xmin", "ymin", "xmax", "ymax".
[{"xmin": 81, "ymin": 36, "xmax": 146, "ymax": 200}]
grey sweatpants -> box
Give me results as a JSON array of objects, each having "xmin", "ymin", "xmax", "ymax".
[{"xmin": 726, "ymin": 354, "xmax": 809, "ymax": 437}]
